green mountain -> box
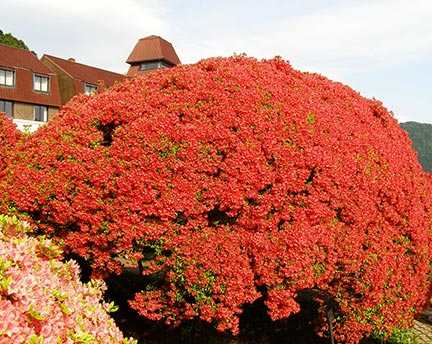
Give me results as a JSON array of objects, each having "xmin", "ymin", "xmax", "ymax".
[
  {"xmin": 0, "ymin": 30, "xmax": 29, "ymax": 50},
  {"xmin": 400, "ymin": 121, "xmax": 432, "ymax": 173}
]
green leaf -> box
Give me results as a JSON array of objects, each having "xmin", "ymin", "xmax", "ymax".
[
  {"xmin": 60, "ymin": 302, "xmax": 72, "ymax": 315},
  {"xmin": 68, "ymin": 331, "xmax": 95, "ymax": 344},
  {"xmin": 0, "ymin": 275, "xmax": 12, "ymax": 291},
  {"xmin": 52, "ymin": 289, "xmax": 69, "ymax": 301},
  {"xmin": 26, "ymin": 334, "xmax": 44, "ymax": 344},
  {"xmin": 106, "ymin": 301, "xmax": 119, "ymax": 313},
  {"xmin": 28, "ymin": 304, "xmax": 44, "ymax": 321}
]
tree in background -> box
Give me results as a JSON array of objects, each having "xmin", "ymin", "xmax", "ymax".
[
  {"xmin": 0, "ymin": 56, "xmax": 431, "ymax": 344},
  {"xmin": 0, "ymin": 30, "xmax": 29, "ymax": 50},
  {"xmin": 400, "ymin": 121, "xmax": 432, "ymax": 173}
]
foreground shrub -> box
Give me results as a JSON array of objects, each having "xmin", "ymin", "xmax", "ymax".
[
  {"xmin": 0, "ymin": 56, "xmax": 431, "ymax": 343},
  {"xmin": 0, "ymin": 215, "xmax": 136, "ymax": 343}
]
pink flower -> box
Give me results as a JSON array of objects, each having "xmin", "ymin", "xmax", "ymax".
[{"xmin": 0, "ymin": 216, "xmax": 136, "ymax": 343}]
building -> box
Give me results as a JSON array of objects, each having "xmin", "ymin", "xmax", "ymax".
[
  {"xmin": 0, "ymin": 44, "xmax": 61, "ymax": 132},
  {"xmin": 126, "ymin": 35, "xmax": 181, "ymax": 77},
  {"xmin": 41, "ymin": 55, "xmax": 126, "ymax": 106},
  {"xmin": 0, "ymin": 35, "xmax": 181, "ymax": 132}
]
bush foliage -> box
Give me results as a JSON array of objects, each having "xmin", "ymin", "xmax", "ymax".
[
  {"xmin": 0, "ymin": 56, "xmax": 431, "ymax": 343},
  {"xmin": 0, "ymin": 215, "xmax": 136, "ymax": 343},
  {"xmin": 0, "ymin": 114, "xmax": 22, "ymax": 173}
]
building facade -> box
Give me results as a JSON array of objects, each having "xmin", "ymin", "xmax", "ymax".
[
  {"xmin": 41, "ymin": 55, "xmax": 126, "ymax": 106},
  {"xmin": 0, "ymin": 35, "xmax": 181, "ymax": 132},
  {"xmin": 0, "ymin": 44, "xmax": 61, "ymax": 132}
]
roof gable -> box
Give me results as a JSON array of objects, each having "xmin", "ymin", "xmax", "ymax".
[
  {"xmin": 41, "ymin": 55, "xmax": 125, "ymax": 86},
  {"xmin": 126, "ymin": 35, "xmax": 181, "ymax": 66}
]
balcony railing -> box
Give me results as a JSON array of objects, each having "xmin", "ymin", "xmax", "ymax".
[{"xmin": 13, "ymin": 119, "xmax": 46, "ymax": 133}]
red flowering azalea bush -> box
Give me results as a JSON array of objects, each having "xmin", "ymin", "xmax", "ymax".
[
  {"xmin": 0, "ymin": 114, "xmax": 22, "ymax": 173},
  {"xmin": 0, "ymin": 56, "xmax": 431, "ymax": 343},
  {"xmin": 0, "ymin": 215, "xmax": 136, "ymax": 344}
]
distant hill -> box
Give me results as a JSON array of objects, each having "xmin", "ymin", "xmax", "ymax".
[
  {"xmin": 400, "ymin": 121, "xmax": 432, "ymax": 173},
  {"xmin": 0, "ymin": 30, "xmax": 29, "ymax": 50}
]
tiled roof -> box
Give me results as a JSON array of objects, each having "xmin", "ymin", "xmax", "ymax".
[
  {"xmin": 0, "ymin": 44, "xmax": 53, "ymax": 74},
  {"xmin": 0, "ymin": 44, "xmax": 61, "ymax": 107},
  {"xmin": 126, "ymin": 35, "xmax": 181, "ymax": 66},
  {"xmin": 41, "ymin": 55, "xmax": 126, "ymax": 86}
]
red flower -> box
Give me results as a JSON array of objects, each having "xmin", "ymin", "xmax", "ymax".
[{"xmin": 1, "ymin": 56, "xmax": 431, "ymax": 343}]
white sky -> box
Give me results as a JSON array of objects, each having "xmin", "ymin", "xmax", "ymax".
[{"xmin": 1, "ymin": 0, "xmax": 431, "ymax": 123}]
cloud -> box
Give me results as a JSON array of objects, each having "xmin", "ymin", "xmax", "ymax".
[
  {"xmin": 9, "ymin": 0, "xmax": 167, "ymax": 31},
  {"xmin": 2, "ymin": 0, "xmax": 170, "ymax": 73},
  {"xmin": 176, "ymin": 0, "xmax": 432, "ymax": 74},
  {"xmin": 278, "ymin": 0, "xmax": 432, "ymax": 62}
]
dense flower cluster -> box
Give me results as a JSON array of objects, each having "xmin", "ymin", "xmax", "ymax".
[
  {"xmin": 0, "ymin": 114, "xmax": 22, "ymax": 173},
  {"xmin": 0, "ymin": 56, "xmax": 431, "ymax": 343},
  {"xmin": 0, "ymin": 215, "xmax": 136, "ymax": 344}
]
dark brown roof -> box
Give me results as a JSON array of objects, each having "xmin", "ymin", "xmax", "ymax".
[
  {"xmin": 126, "ymin": 35, "xmax": 181, "ymax": 66},
  {"xmin": 41, "ymin": 54, "xmax": 126, "ymax": 86},
  {"xmin": 0, "ymin": 44, "xmax": 61, "ymax": 107}
]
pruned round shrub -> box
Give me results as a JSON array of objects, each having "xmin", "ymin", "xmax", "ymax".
[
  {"xmin": 0, "ymin": 56, "xmax": 431, "ymax": 343},
  {"xmin": 0, "ymin": 215, "xmax": 136, "ymax": 344}
]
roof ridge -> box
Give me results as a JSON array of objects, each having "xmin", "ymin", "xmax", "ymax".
[{"xmin": 42, "ymin": 54, "xmax": 124, "ymax": 76}]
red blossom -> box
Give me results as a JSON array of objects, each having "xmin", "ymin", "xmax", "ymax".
[
  {"xmin": 0, "ymin": 114, "xmax": 22, "ymax": 173},
  {"xmin": 0, "ymin": 56, "xmax": 431, "ymax": 342}
]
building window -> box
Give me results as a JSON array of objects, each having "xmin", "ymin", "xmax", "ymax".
[
  {"xmin": 34, "ymin": 105, "xmax": 47, "ymax": 122},
  {"xmin": 0, "ymin": 69, "xmax": 15, "ymax": 87},
  {"xmin": 34, "ymin": 74, "xmax": 49, "ymax": 92},
  {"xmin": 0, "ymin": 100, "xmax": 12, "ymax": 117},
  {"xmin": 139, "ymin": 61, "xmax": 171, "ymax": 71},
  {"xmin": 84, "ymin": 83, "xmax": 97, "ymax": 95}
]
